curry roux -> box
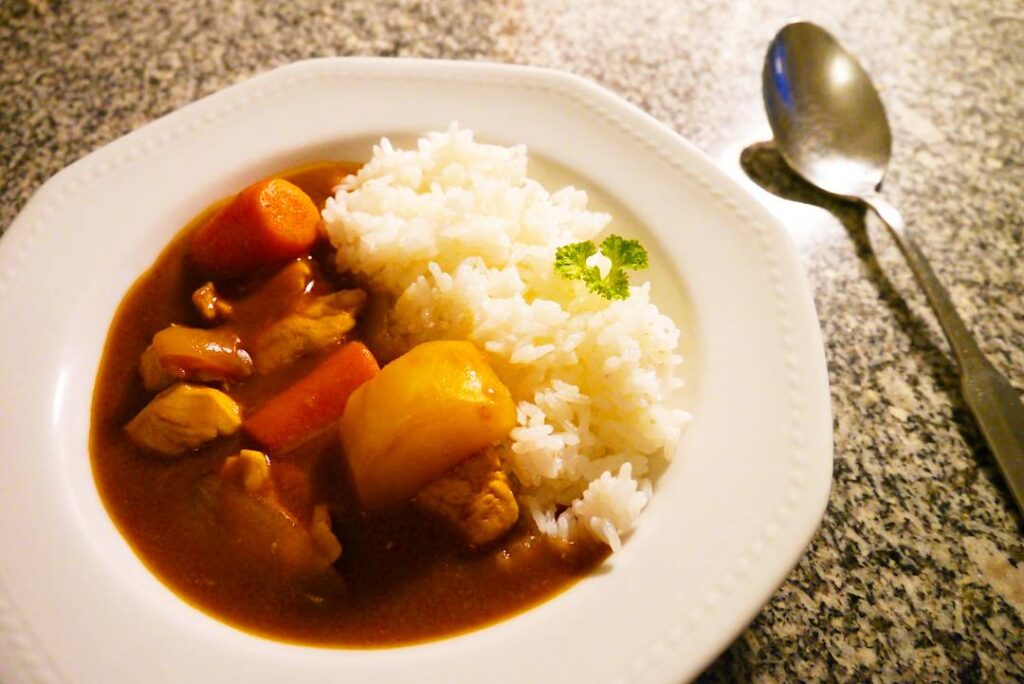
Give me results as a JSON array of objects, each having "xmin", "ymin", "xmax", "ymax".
[{"xmin": 89, "ymin": 162, "xmax": 607, "ymax": 647}]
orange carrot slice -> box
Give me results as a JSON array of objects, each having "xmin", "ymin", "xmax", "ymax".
[
  {"xmin": 243, "ymin": 342, "xmax": 380, "ymax": 453},
  {"xmin": 189, "ymin": 178, "xmax": 320, "ymax": 278}
]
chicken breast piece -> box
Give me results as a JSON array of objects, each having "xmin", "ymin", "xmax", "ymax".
[
  {"xmin": 230, "ymin": 260, "xmax": 314, "ymax": 327},
  {"xmin": 125, "ymin": 383, "xmax": 241, "ymax": 455},
  {"xmin": 220, "ymin": 448, "xmax": 272, "ymax": 493},
  {"xmin": 417, "ymin": 446, "xmax": 519, "ymax": 546},
  {"xmin": 253, "ymin": 289, "xmax": 367, "ymax": 373}
]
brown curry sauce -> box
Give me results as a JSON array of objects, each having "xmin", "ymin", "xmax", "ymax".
[{"xmin": 89, "ymin": 162, "xmax": 606, "ymax": 647}]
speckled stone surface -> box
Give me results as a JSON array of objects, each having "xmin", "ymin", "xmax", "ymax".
[{"xmin": 2, "ymin": 0, "xmax": 1023, "ymax": 680}]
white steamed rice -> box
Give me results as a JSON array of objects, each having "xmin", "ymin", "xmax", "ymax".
[{"xmin": 323, "ymin": 125, "xmax": 689, "ymax": 551}]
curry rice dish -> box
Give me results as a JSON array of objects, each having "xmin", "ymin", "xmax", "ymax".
[{"xmin": 90, "ymin": 128, "xmax": 688, "ymax": 646}]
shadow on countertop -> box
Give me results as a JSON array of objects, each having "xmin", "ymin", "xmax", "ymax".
[
  {"xmin": 695, "ymin": 139, "xmax": 1021, "ymax": 682},
  {"xmin": 737, "ymin": 139, "xmax": 997, "ymax": 488}
]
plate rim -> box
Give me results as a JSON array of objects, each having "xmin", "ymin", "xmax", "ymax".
[{"xmin": 0, "ymin": 57, "xmax": 833, "ymax": 684}]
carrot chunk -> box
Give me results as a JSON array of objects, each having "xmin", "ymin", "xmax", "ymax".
[
  {"xmin": 189, "ymin": 178, "xmax": 321, "ymax": 278},
  {"xmin": 243, "ymin": 342, "xmax": 380, "ymax": 452}
]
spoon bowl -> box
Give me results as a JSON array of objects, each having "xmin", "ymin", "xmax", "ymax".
[{"xmin": 763, "ymin": 21, "xmax": 890, "ymax": 198}]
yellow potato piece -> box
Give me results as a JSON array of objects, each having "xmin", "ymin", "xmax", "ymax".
[{"xmin": 339, "ymin": 340, "xmax": 517, "ymax": 510}]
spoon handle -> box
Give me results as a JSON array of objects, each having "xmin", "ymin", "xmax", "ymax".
[{"xmin": 864, "ymin": 192, "xmax": 1024, "ymax": 513}]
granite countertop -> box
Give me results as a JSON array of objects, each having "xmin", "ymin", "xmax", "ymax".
[{"xmin": 2, "ymin": 0, "xmax": 1022, "ymax": 680}]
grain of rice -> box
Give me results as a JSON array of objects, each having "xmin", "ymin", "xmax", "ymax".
[{"xmin": 323, "ymin": 124, "xmax": 689, "ymax": 549}]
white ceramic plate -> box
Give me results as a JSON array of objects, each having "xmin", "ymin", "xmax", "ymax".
[{"xmin": 0, "ymin": 59, "xmax": 831, "ymax": 684}]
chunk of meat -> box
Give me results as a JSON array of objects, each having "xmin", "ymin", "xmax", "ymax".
[
  {"xmin": 230, "ymin": 260, "xmax": 314, "ymax": 329},
  {"xmin": 139, "ymin": 325, "xmax": 253, "ymax": 392},
  {"xmin": 417, "ymin": 446, "xmax": 519, "ymax": 546},
  {"xmin": 308, "ymin": 506, "xmax": 341, "ymax": 566},
  {"xmin": 217, "ymin": 450, "xmax": 342, "ymax": 573},
  {"xmin": 359, "ymin": 293, "xmax": 406, "ymax": 365},
  {"xmin": 220, "ymin": 448, "xmax": 272, "ymax": 493},
  {"xmin": 252, "ymin": 289, "xmax": 367, "ymax": 373},
  {"xmin": 125, "ymin": 383, "xmax": 241, "ymax": 455},
  {"xmin": 191, "ymin": 281, "xmax": 233, "ymax": 324}
]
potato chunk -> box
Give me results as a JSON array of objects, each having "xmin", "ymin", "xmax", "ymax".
[
  {"xmin": 417, "ymin": 446, "xmax": 519, "ymax": 545},
  {"xmin": 125, "ymin": 383, "xmax": 241, "ymax": 455},
  {"xmin": 253, "ymin": 289, "xmax": 367, "ymax": 373},
  {"xmin": 339, "ymin": 340, "xmax": 517, "ymax": 510}
]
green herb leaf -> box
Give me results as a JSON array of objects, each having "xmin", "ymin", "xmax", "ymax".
[
  {"xmin": 589, "ymin": 267, "xmax": 630, "ymax": 300},
  {"xmin": 553, "ymin": 234, "xmax": 648, "ymax": 300},
  {"xmin": 599, "ymin": 234, "xmax": 649, "ymax": 271},
  {"xmin": 554, "ymin": 240, "xmax": 597, "ymax": 282}
]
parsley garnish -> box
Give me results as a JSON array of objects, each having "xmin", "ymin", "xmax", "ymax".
[{"xmin": 554, "ymin": 234, "xmax": 649, "ymax": 300}]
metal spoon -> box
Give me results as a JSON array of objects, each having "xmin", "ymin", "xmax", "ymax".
[{"xmin": 762, "ymin": 21, "xmax": 1024, "ymax": 515}]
